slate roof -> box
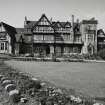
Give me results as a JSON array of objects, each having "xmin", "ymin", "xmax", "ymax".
[
  {"xmin": 16, "ymin": 28, "xmax": 24, "ymax": 33},
  {"xmin": 0, "ymin": 22, "xmax": 16, "ymax": 42},
  {"xmin": 0, "ymin": 22, "xmax": 16, "ymax": 34},
  {"xmin": 25, "ymin": 21, "xmax": 72, "ymax": 29},
  {"xmin": 97, "ymin": 29, "xmax": 105, "ymax": 37},
  {"xmin": 25, "ymin": 21, "xmax": 37, "ymax": 28},
  {"xmin": 82, "ymin": 20, "xmax": 98, "ymax": 24},
  {"xmin": 24, "ymin": 14, "xmax": 72, "ymax": 29},
  {"xmin": 15, "ymin": 28, "xmax": 24, "ymax": 42}
]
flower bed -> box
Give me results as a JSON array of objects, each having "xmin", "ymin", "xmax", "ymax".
[{"xmin": 0, "ymin": 62, "xmax": 104, "ymax": 105}]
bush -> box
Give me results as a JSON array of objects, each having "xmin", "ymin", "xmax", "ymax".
[{"xmin": 98, "ymin": 49, "xmax": 105, "ymax": 60}]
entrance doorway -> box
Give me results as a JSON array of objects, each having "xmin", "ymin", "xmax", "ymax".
[{"xmin": 46, "ymin": 46, "xmax": 50, "ymax": 55}]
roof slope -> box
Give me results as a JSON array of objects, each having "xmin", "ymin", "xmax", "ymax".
[{"xmin": 0, "ymin": 22, "xmax": 16, "ymax": 42}]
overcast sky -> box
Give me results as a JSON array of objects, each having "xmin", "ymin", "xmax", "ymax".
[{"xmin": 0, "ymin": 0, "xmax": 105, "ymax": 30}]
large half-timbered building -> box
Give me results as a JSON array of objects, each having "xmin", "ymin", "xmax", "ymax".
[{"xmin": 0, "ymin": 14, "xmax": 98, "ymax": 56}]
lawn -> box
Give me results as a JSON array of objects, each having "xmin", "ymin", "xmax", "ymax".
[{"xmin": 5, "ymin": 60, "xmax": 105, "ymax": 98}]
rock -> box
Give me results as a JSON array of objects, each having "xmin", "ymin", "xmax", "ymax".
[
  {"xmin": 20, "ymin": 97, "xmax": 28, "ymax": 103},
  {"xmin": 93, "ymin": 103, "xmax": 103, "ymax": 105},
  {"xmin": 55, "ymin": 88, "xmax": 63, "ymax": 94},
  {"xmin": 1, "ymin": 77, "xmax": 10, "ymax": 83},
  {"xmin": 40, "ymin": 82, "xmax": 46, "ymax": 86},
  {"xmin": 5, "ymin": 84, "xmax": 16, "ymax": 92},
  {"xmin": 2, "ymin": 80, "xmax": 14, "ymax": 87},
  {"xmin": 10, "ymin": 91, "xmax": 20, "ymax": 103},
  {"xmin": 31, "ymin": 77, "xmax": 38, "ymax": 81},
  {"xmin": 0, "ymin": 75, "xmax": 4, "ymax": 80},
  {"xmin": 2, "ymin": 80, "xmax": 12, "ymax": 84},
  {"xmin": 9, "ymin": 89, "xmax": 19, "ymax": 96}
]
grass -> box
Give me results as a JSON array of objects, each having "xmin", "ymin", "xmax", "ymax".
[{"xmin": 5, "ymin": 60, "xmax": 105, "ymax": 98}]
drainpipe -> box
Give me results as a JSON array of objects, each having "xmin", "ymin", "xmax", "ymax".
[
  {"xmin": 53, "ymin": 29, "xmax": 56, "ymax": 61},
  {"xmin": 71, "ymin": 15, "xmax": 74, "ymax": 43},
  {"xmin": 31, "ymin": 29, "xmax": 34, "ymax": 56}
]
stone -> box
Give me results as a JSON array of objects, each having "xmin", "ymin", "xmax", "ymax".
[
  {"xmin": 20, "ymin": 97, "xmax": 28, "ymax": 103},
  {"xmin": 9, "ymin": 89, "xmax": 19, "ymax": 96},
  {"xmin": 40, "ymin": 82, "xmax": 46, "ymax": 86},
  {"xmin": 31, "ymin": 77, "xmax": 38, "ymax": 81},
  {"xmin": 5, "ymin": 84, "xmax": 16, "ymax": 92},
  {"xmin": 2, "ymin": 80, "xmax": 12, "ymax": 84}
]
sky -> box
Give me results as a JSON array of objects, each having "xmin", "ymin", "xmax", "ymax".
[{"xmin": 0, "ymin": 0, "xmax": 105, "ymax": 30}]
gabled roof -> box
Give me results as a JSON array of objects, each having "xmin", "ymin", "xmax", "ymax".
[
  {"xmin": 25, "ymin": 21, "xmax": 37, "ymax": 28},
  {"xmin": 64, "ymin": 21, "xmax": 71, "ymax": 28},
  {"xmin": 97, "ymin": 29, "xmax": 105, "ymax": 36},
  {"xmin": 32, "ymin": 14, "xmax": 53, "ymax": 29},
  {"xmin": 51, "ymin": 21, "xmax": 56, "ymax": 25},
  {"xmin": 0, "ymin": 22, "xmax": 16, "ymax": 41},
  {"xmin": 0, "ymin": 22, "xmax": 15, "ymax": 29},
  {"xmin": 53, "ymin": 21, "xmax": 63, "ymax": 28},
  {"xmin": 0, "ymin": 22, "xmax": 16, "ymax": 33},
  {"xmin": 60, "ymin": 22, "xmax": 66, "ymax": 27}
]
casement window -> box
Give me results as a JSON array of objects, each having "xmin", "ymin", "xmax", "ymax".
[
  {"xmin": 44, "ymin": 35, "xmax": 54, "ymax": 41},
  {"xmin": 64, "ymin": 47, "xmax": 70, "ymax": 53},
  {"xmin": 69, "ymin": 47, "xmax": 73, "ymax": 53},
  {"xmin": 73, "ymin": 47, "xmax": 81, "ymax": 53},
  {"xmin": 34, "ymin": 35, "xmax": 43, "ymax": 40},
  {"xmin": 5, "ymin": 43, "xmax": 7, "ymax": 50},
  {"xmin": 55, "ymin": 47, "xmax": 61, "ymax": 53},
  {"xmin": 63, "ymin": 34, "xmax": 70, "ymax": 40},
  {"xmin": 28, "ymin": 36, "xmax": 32, "ymax": 42},
  {"xmin": 0, "ymin": 43, "xmax": 4, "ymax": 50},
  {"xmin": 88, "ymin": 34, "xmax": 93, "ymax": 41},
  {"xmin": 75, "ymin": 36, "xmax": 81, "ymax": 42}
]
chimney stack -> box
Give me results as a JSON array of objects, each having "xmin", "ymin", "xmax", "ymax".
[
  {"xmin": 72, "ymin": 15, "xmax": 74, "ymax": 28},
  {"xmin": 50, "ymin": 17, "xmax": 52, "ymax": 23},
  {"xmin": 24, "ymin": 16, "xmax": 28, "ymax": 27},
  {"xmin": 77, "ymin": 19, "xmax": 79, "ymax": 24},
  {"xmin": 25, "ymin": 16, "xmax": 27, "ymax": 21}
]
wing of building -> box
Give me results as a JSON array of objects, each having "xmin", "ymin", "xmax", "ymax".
[
  {"xmin": 0, "ymin": 22, "xmax": 16, "ymax": 54},
  {"xmin": 0, "ymin": 14, "xmax": 99, "ymax": 56},
  {"xmin": 97, "ymin": 29, "xmax": 105, "ymax": 52}
]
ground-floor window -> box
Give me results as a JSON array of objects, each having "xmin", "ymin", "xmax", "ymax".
[
  {"xmin": 63, "ymin": 46, "xmax": 81, "ymax": 54},
  {"xmin": 0, "ymin": 43, "xmax": 4, "ymax": 50},
  {"xmin": 69, "ymin": 47, "xmax": 73, "ymax": 53},
  {"xmin": 73, "ymin": 47, "xmax": 81, "ymax": 53},
  {"xmin": 64, "ymin": 47, "xmax": 70, "ymax": 53},
  {"xmin": 5, "ymin": 42, "xmax": 7, "ymax": 50}
]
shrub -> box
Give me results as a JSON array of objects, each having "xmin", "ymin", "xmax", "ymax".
[{"xmin": 98, "ymin": 49, "xmax": 105, "ymax": 60}]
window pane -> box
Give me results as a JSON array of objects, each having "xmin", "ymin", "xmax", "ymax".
[
  {"xmin": 5, "ymin": 43, "xmax": 7, "ymax": 50},
  {"xmin": 1, "ymin": 43, "xmax": 4, "ymax": 50}
]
